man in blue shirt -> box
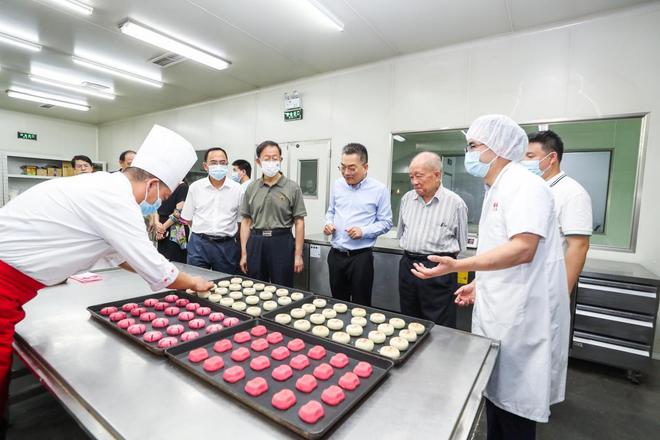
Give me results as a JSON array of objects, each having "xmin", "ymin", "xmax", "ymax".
[{"xmin": 323, "ymin": 143, "xmax": 392, "ymax": 306}]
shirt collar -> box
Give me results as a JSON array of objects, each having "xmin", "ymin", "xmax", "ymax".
[
  {"xmin": 204, "ymin": 176, "xmax": 231, "ymax": 190},
  {"xmin": 412, "ymin": 185, "xmax": 443, "ymax": 204},
  {"xmin": 344, "ymin": 176, "xmax": 369, "ymax": 190},
  {"xmin": 547, "ymin": 170, "xmax": 566, "ymax": 187},
  {"xmin": 260, "ymin": 173, "xmax": 287, "ymax": 187}
]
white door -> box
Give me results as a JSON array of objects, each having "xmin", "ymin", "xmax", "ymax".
[{"xmin": 282, "ymin": 140, "xmax": 331, "ymax": 235}]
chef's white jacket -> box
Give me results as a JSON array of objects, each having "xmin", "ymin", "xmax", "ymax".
[
  {"xmin": 473, "ymin": 162, "xmax": 570, "ymax": 422},
  {"xmin": 0, "ymin": 172, "xmax": 178, "ymax": 290}
]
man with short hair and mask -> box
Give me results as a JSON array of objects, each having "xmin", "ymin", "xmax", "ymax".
[
  {"xmin": 0, "ymin": 125, "xmax": 214, "ymax": 435},
  {"xmin": 239, "ymin": 140, "xmax": 307, "ymax": 287},
  {"xmin": 522, "ymin": 130, "xmax": 592, "ymax": 292},
  {"xmin": 181, "ymin": 147, "xmax": 242, "ymax": 274},
  {"xmin": 412, "ymin": 115, "xmax": 569, "ymax": 440}
]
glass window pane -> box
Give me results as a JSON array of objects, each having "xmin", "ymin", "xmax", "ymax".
[{"xmin": 299, "ymin": 159, "xmax": 318, "ymax": 197}]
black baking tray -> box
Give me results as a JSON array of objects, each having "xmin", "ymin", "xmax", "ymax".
[
  {"xmin": 262, "ymin": 295, "xmax": 434, "ymax": 365},
  {"xmin": 184, "ymin": 275, "xmax": 314, "ymax": 318},
  {"xmin": 165, "ymin": 319, "xmax": 393, "ymax": 439},
  {"xmin": 87, "ymin": 292, "xmax": 253, "ymax": 355}
]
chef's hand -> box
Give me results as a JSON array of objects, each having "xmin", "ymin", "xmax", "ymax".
[
  {"xmin": 454, "ymin": 282, "xmax": 476, "ymax": 306},
  {"xmin": 323, "ymin": 223, "xmax": 336, "ymax": 235},
  {"xmin": 156, "ymin": 231, "xmax": 165, "ymax": 241},
  {"xmin": 345, "ymin": 227, "xmax": 363, "ymax": 239},
  {"xmin": 191, "ymin": 276, "xmax": 214, "ymax": 292},
  {"xmin": 294, "ymin": 255, "xmax": 304, "ymax": 273},
  {"xmin": 411, "ymin": 255, "xmax": 457, "ymax": 279},
  {"xmin": 239, "ymin": 254, "xmax": 248, "ymax": 274},
  {"xmin": 156, "ymin": 223, "xmax": 167, "ymax": 236}
]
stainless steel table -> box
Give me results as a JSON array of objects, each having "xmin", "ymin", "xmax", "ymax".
[{"xmin": 14, "ymin": 264, "xmax": 498, "ymax": 440}]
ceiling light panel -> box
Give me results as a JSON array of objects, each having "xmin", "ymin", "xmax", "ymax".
[
  {"xmin": 30, "ymin": 75, "xmax": 115, "ymax": 100},
  {"xmin": 299, "ymin": 0, "xmax": 344, "ymax": 31},
  {"xmin": 72, "ymin": 56, "xmax": 163, "ymax": 88},
  {"xmin": 0, "ymin": 31, "xmax": 42, "ymax": 52},
  {"xmin": 7, "ymin": 87, "xmax": 90, "ymax": 111},
  {"xmin": 43, "ymin": 0, "xmax": 93, "ymax": 15}
]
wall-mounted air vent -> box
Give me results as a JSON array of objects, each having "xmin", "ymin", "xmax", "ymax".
[
  {"xmin": 149, "ymin": 52, "xmax": 186, "ymax": 68},
  {"xmin": 82, "ymin": 81, "xmax": 111, "ymax": 91}
]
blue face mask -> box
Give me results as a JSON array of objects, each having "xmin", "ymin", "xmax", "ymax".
[
  {"xmin": 139, "ymin": 181, "xmax": 161, "ymax": 216},
  {"xmin": 464, "ymin": 148, "xmax": 496, "ymax": 178},
  {"xmin": 231, "ymin": 171, "xmax": 241, "ymax": 183},
  {"xmin": 520, "ymin": 153, "xmax": 552, "ymax": 177},
  {"xmin": 208, "ymin": 164, "xmax": 229, "ymax": 181}
]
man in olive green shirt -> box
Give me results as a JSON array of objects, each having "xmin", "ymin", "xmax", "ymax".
[{"xmin": 239, "ymin": 140, "xmax": 307, "ymax": 287}]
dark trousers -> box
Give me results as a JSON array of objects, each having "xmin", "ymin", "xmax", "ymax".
[
  {"xmin": 398, "ymin": 253, "xmax": 457, "ymax": 328},
  {"xmin": 246, "ymin": 233, "xmax": 295, "ymax": 287},
  {"xmin": 486, "ymin": 399, "xmax": 536, "ymax": 440},
  {"xmin": 187, "ymin": 233, "xmax": 238, "ymax": 275},
  {"xmin": 157, "ymin": 238, "xmax": 187, "ymax": 264},
  {"xmin": 327, "ymin": 248, "xmax": 374, "ymax": 306}
]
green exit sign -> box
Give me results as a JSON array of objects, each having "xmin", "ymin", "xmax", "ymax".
[
  {"xmin": 284, "ymin": 108, "xmax": 303, "ymax": 121},
  {"xmin": 18, "ymin": 131, "xmax": 37, "ymax": 141}
]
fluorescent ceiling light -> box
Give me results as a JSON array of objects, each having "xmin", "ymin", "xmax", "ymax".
[
  {"xmin": 6, "ymin": 87, "xmax": 90, "ymax": 111},
  {"xmin": 0, "ymin": 31, "xmax": 42, "ymax": 52},
  {"xmin": 30, "ymin": 75, "xmax": 115, "ymax": 100},
  {"xmin": 72, "ymin": 56, "xmax": 163, "ymax": 88},
  {"xmin": 44, "ymin": 0, "xmax": 93, "ymax": 15},
  {"xmin": 118, "ymin": 19, "xmax": 230, "ymax": 70},
  {"xmin": 301, "ymin": 0, "xmax": 344, "ymax": 31},
  {"xmin": 393, "ymin": 135, "xmax": 406, "ymax": 142}
]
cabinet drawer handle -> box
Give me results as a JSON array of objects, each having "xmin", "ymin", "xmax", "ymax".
[
  {"xmin": 573, "ymin": 337, "xmax": 649, "ymax": 357},
  {"xmin": 575, "ymin": 309, "xmax": 653, "ymax": 327},
  {"xmin": 578, "ymin": 283, "xmax": 656, "ymax": 298}
]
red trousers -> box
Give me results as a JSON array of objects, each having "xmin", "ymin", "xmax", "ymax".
[{"xmin": 0, "ymin": 260, "xmax": 44, "ymax": 418}]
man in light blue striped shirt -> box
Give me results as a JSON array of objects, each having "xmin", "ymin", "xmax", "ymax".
[{"xmin": 324, "ymin": 143, "xmax": 392, "ymax": 306}]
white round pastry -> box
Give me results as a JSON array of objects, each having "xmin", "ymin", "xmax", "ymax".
[
  {"xmin": 301, "ymin": 303, "xmax": 316, "ymax": 314},
  {"xmin": 208, "ymin": 293, "xmax": 222, "ymax": 303},
  {"xmin": 246, "ymin": 306, "xmax": 262, "ymax": 317},
  {"xmin": 229, "ymin": 291, "xmax": 243, "ymax": 300},
  {"xmin": 232, "ymin": 301, "xmax": 247, "ymax": 311},
  {"xmin": 216, "ymin": 287, "xmax": 229, "ymax": 295},
  {"xmin": 312, "ymin": 298, "xmax": 327, "ymax": 308},
  {"xmin": 220, "ymin": 297, "xmax": 234, "ymax": 307},
  {"xmin": 408, "ymin": 322, "xmax": 426, "ymax": 335},
  {"xmin": 389, "ymin": 336, "xmax": 409, "ymax": 351},
  {"xmin": 241, "ymin": 280, "xmax": 254, "ymax": 288},
  {"xmin": 309, "ymin": 313, "xmax": 325, "ymax": 325},
  {"xmin": 218, "ymin": 280, "xmax": 230, "ymax": 288},
  {"xmin": 254, "ymin": 283, "xmax": 265, "ymax": 291},
  {"xmin": 351, "ymin": 307, "xmax": 367, "ymax": 317},
  {"xmin": 389, "ymin": 317, "xmax": 406, "ymax": 329},
  {"xmin": 197, "ymin": 290, "xmax": 211, "ymax": 299},
  {"xmin": 275, "ymin": 288, "xmax": 289, "ymax": 297},
  {"xmin": 259, "ymin": 291, "xmax": 273, "ymax": 301},
  {"xmin": 290, "ymin": 308, "xmax": 306, "ymax": 319},
  {"xmin": 351, "ymin": 316, "xmax": 368, "ymax": 327},
  {"xmin": 245, "ymin": 295, "xmax": 260, "ymax": 305},
  {"xmin": 230, "ymin": 277, "xmax": 243, "ymax": 284},
  {"xmin": 355, "ymin": 338, "xmax": 374, "ymax": 351},
  {"xmin": 243, "ymin": 287, "xmax": 256, "ymax": 296},
  {"xmin": 185, "ymin": 288, "xmax": 195, "ymax": 295},
  {"xmin": 327, "ymin": 318, "xmax": 344, "ymax": 331},
  {"xmin": 399, "ymin": 329, "xmax": 418, "ymax": 342},
  {"xmin": 322, "ymin": 308, "xmax": 337, "ymax": 319},
  {"xmin": 262, "ymin": 300, "xmax": 278, "ymax": 311},
  {"xmin": 377, "ymin": 323, "xmax": 395, "ymax": 336},
  {"xmin": 368, "ymin": 331, "xmax": 387, "ymax": 344},
  {"xmin": 228, "ymin": 283, "xmax": 242, "ymax": 291},
  {"xmin": 346, "ymin": 324, "xmax": 363, "ymax": 337},
  {"xmin": 332, "ymin": 331, "xmax": 351, "ymax": 344},
  {"xmin": 312, "ymin": 325, "xmax": 330, "ymax": 338},
  {"xmin": 333, "ymin": 303, "xmax": 348, "ymax": 313},
  {"xmin": 277, "ymin": 296, "xmax": 292, "ymax": 306},
  {"xmin": 290, "ymin": 292, "xmax": 304, "ymax": 302},
  {"xmin": 369, "ymin": 312, "xmax": 386, "ymax": 324},
  {"xmin": 293, "ymin": 319, "xmax": 311, "ymax": 332},
  {"xmin": 264, "ymin": 285, "xmax": 277, "ymax": 293},
  {"xmin": 379, "ymin": 346, "xmax": 401, "ymax": 360},
  {"xmin": 275, "ymin": 313, "xmax": 291, "ymax": 325}
]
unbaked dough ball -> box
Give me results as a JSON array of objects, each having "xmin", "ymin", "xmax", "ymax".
[
  {"xmin": 232, "ymin": 301, "xmax": 247, "ymax": 311},
  {"xmin": 333, "ymin": 303, "xmax": 348, "ymax": 313},
  {"xmin": 369, "ymin": 313, "xmax": 386, "ymax": 324},
  {"xmin": 262, "ymin": 300, "xmax": 278, "ymax": 311},
  {"xmin": 408, "ymin": 322, "xmax": 426, "ymax": 335},
  {"xmin": 379, "ymin": 345, "xmax": 401, "ymax": 360},
  {"xmin": 377, "ymin": 323, "xmax": 394, "ymax": 336},
  {"xmin": 291, "ymin": 292, "xmax": 304, "ymax": 302},
  {"xmin": 220, "ymin": 297, "xmax": 234, "ymax": 307},
  {"xmin": 277, "ymin": 296, "xmax": 292, "ymax": 306},
  {"xmin": 332, "ymin": 331, "xmax": 350, "ymax": 344},
  {"xmin": 346, "ymin": 324, "xmax": 363, "ymax": 337},
  {"xmin": 368, "ymin": 331, "xmax": 386, "ymax": 344},
  {"xmin": 245, "ymin": 295, "xmax": 260, "ymax": 305},
  {"xmin": 254, "ymin": 283, "xmax": 265, "ymax": 291},
  {"xmin": 275, "ymin": 313, "xmax": 291, "ymax": 325},
  {"xmin": 293, "ymin": 319, "xmax": 311, "ymax": 332},
  {"xmin": 351, "ymin": 316, "xmax": 367, "ymax": 327},
  {"xmin": 389, "ymin": 336, "xmax": 409, "ymax": 351},
  {"xmin": 309, "ymin": 313, "xmax": 325, "ymax": 325},
  {"xmin": 312, "ymin": 298, "xmax": 327, "ymax": 308},
  {"xmin": 301, "ymin": 303, "xmax": 316, "ymax": 314},
  {"xmin": 246, "ymin": 306, "xmax": 261, "ymax": 317},
  {"xmin": 275, "ymin": 288, "xmax": 289, "ymax": 297},
  {"xmin": 327, "ymin": 318, "xmax": 344, "ymax": 330},
  {"xmin": 389, "ymin": 317, "xmax": 406, "ymax": 329},
  {"xmin": 355, "ymin": 338, "xmax": 374, "ymax": 351},
  {"xmin": 321, "ymin": 308, "xmax": 337, "ymax": 319},
  {"xmin": 399, "ymin": 329, "xmax": 418, "ymax": 342},
  {"xmin": 312, "ymin": 326, "xmax": 330, "ymax": 338},
  {"xmin": 259, "ymin": 291, "xmax": 273, "ymax": 301},
  {"xmin": 290, "ymin": 308, "xmax": 306, "ymax": 319}
]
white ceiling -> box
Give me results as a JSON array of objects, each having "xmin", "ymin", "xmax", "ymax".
[{"xmin": 0, "ymin": 0, "xmax": 654, "ymax": 124}]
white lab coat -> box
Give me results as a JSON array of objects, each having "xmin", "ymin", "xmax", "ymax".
[
  {"xmin": 472, "ymin": 162, "xmax": 570, "ymax": 422},
  {"xmin": 0, "ymin": 172, "xmax": 179, "ymax": 290}
]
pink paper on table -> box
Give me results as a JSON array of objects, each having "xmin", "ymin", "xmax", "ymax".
[{"xmin": 69, "ymin": 272, "xmax": 103, "ymax": 283}]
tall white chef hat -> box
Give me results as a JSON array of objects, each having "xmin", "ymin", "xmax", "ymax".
[
  {"xmin": 131, "ymin": 125, "xmax": 197, "ymax": 190},
  {"xmin": 465, "ymin": 114, "xmax": 528, "ymax": 161}
]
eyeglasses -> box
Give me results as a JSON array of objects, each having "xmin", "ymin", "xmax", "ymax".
[
  {"xmin": 464, "ymin": 142, "xmax": 486, "ymax": 153},
  {"xmin": 338, "ymin": 164, "xmax": 364, "ymax": 173}
]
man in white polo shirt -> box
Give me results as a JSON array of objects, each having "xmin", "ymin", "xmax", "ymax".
[
  {"xmin": 181, "ymin": 147, "xmax": 243, "ymax": 274},
  {"xmin": 522, "ymin": 130, "xmax": 593, "ymax": 292}
]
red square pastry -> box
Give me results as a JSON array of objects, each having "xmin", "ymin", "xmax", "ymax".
[
  {"xmin": 287, "ymin": 338, "xmax": 305, "ymax": 352},
  {"xmin": 307, "ymin": 345, "xmax": 326, "ymax": 360},
  {"xmin": 231, "ymin": 347, "xmax": 251, "ymax": 362},
  {"xmin": 329, "ymin": 353, "xmax": 349, "ymax": 369},
  {"xmin": 244, "ymin": 377, "xmax": 269, "ymax": 397},
  {"xmin": 272, "ymin": 365, "xmax": 293, "ymax": 381},
  {"xmin": 250, "ymin": 325, "xmax": 268, "ymax": 337},
  {"xmin": 271, "ymin": 346, "xmax": 291, "ymax": 361},
  {"xmin": 321, "ymin": 385, "xmax": 346, "ymax": 406},
  {"xmin": 298, "ymin": 400, "xmax": 324, "ymax": 424},
  {"xmin": 290, "ymin": 354, "xmax": 310, "ymax": 371},
  {"xmin": 295, "ymin": 374, "xmax": 318, "ymax": 393},
  {"xmin": 313, "ymin": 363, "xmax": 334, "ymax": 381},
  {"xmin": 223, "ymin": 366, "xmax": 245, "ymax": 383},
  {"xmin": 213, "ymin": 339, "xmax": 233, "ymax": 353},
  {"xmin": 164, "ymin": 306, "xmax": 180, "ymax": 316},
  {"xmin": 250, "ymin": 338, "xmax": 269, "ymax": 352},
  {"xmin": 188, "ymin": 348, "xmax": 209, "ymax": 363},
  {"xmin": 272, "ymin": 389, "xmax": 297, "ymax": 410},
  {"xmin": 353, "ymin": 361, "xmax": 373, "ymax": 378},
  {"xmin": 203, "ymin": 356, "xmax": 225, "ymax": 372},
  {"xmin": 234, "ymin": 331, "xmax": 251, "ymax": 344},
  {"xmin": 266, "ymin": 332, "xmax": 284, "ymax": 344},
  {"xmin": 250, "ymin": 355, "xmax": 271, "ymax": 371},
  {"xmin": 338, "ymin": 372, "xmax": 361, "ymax": 391}
]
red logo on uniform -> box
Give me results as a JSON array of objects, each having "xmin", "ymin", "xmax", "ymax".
[{"xmin": 493, "ymin": 201, "xmax": 499, "ymax": 210}]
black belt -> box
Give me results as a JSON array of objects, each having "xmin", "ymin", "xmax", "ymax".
[
  {"xmin": 404, "ymin": 251, "xmax": 457, "ymax": 260},
  {"xmin": 331, "ymin": 247, "xmax": 373, "ymax": 257},
  {"xmin": 196, "ymin": 233, "xmax": 235, "ymax": 243},
  {"xmin": 252, "ymin": 228, "xmax": 291, "ymax": 237}
]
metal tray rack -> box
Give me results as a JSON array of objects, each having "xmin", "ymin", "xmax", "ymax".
[{"xmin": 166, "ymin": 319, "xmax": 393, "ymax": 439}]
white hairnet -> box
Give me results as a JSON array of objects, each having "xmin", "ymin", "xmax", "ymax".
[{"xmin": 465, "ymin": 114, "xmax": 528, "ymax": 161}]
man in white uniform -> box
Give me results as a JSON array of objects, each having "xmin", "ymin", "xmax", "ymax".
[
  {"xmin": 412, "ymin": 115, "xmax": 570, "ymax": 439},
  {"xmin": 522, "ymin": 130, "xmax": 592, "ymax": 292},
  {"xmin": 0, "ymin": 125, "xmax": 213, "ymax": 434}
]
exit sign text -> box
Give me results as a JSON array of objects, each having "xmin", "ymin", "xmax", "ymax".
[{"xmin": 18, "ymin": 132, "xmax": 37, "ymax": 141}]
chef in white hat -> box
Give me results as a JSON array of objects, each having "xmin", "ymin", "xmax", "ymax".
[{"xmin": 0, "ymin": 125, "xmax": 213, "ymax": 432}]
